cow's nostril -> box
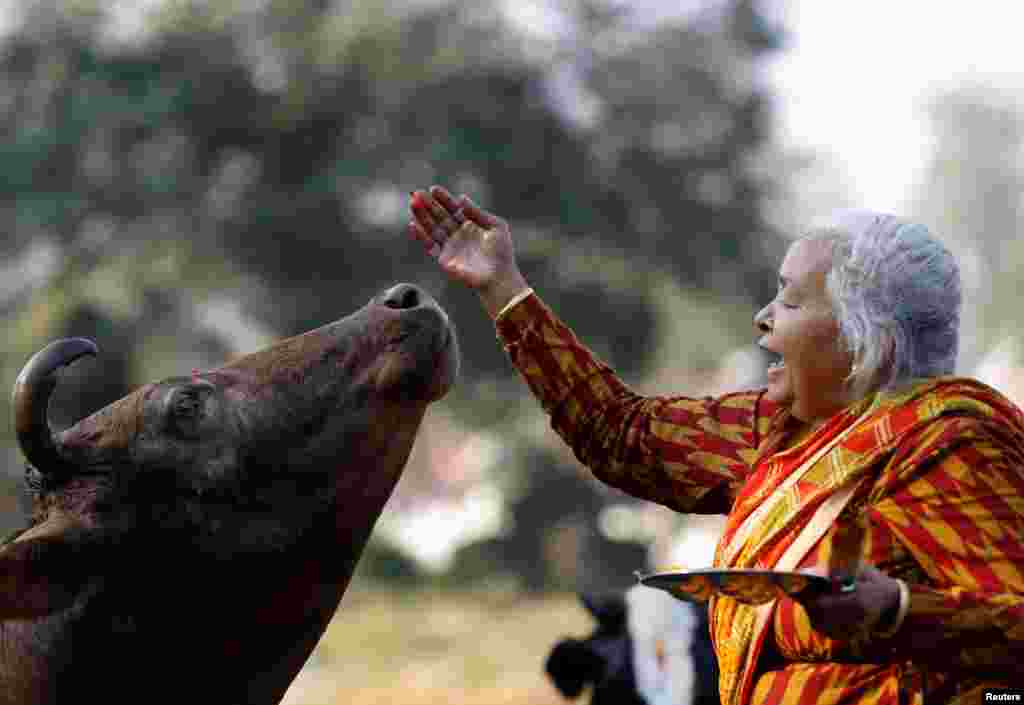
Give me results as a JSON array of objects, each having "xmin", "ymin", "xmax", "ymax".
[{"xmin": 382, "ymin": 283, "xmax": 421, "ymax": 310}]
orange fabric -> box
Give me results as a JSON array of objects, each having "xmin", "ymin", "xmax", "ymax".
[{"xmin": 496, "ymin": 292, "xmax": 1024, "ymax": 704}]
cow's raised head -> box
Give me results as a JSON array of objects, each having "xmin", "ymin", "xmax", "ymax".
[{"xmin": 2, "ymin": 282, "xmax": 457, "ymax": 704}]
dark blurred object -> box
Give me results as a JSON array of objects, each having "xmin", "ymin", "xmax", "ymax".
[
  {"xmin": 546, "ymin": 592, "xmax": 646, "ymax": 705},
  {"xmin": 687, "ymin": 603, "xmax": 720, "ymax": 705},
  {"xmin": 546, "ymin": 589, "xmax": 720, "ymax": 705}
]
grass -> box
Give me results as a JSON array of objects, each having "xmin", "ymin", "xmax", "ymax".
[{"xmin": 280, "ymin": 585, "xmax": 597, "ymax": 705}]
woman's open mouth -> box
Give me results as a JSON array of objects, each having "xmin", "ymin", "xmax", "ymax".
[{"xmin": 764, "ymin": 350, "xmax": 786, "ymax": 378}]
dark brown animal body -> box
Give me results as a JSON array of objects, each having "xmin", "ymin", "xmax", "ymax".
[{"xmin": 1, "ymin": 283, "xmax": 458, "ymax": 705}]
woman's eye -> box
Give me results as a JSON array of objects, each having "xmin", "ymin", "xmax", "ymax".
[{"xmin": 779, "ymin": 301, "xmax": 799, "ymax": 310}]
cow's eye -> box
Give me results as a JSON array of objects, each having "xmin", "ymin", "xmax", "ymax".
[{"xmin": 166, "ymin": 385, "xmax": 210, "ymax": 438}]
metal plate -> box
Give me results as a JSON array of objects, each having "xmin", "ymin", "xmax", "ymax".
[{"xmin": 637, "ymin": 568, "xmax": 831, "ymax": 606}]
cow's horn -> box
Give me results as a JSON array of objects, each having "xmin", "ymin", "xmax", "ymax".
[{"xmin": 13, "ymin": 338, "xmax": 98, "ymax": 474}]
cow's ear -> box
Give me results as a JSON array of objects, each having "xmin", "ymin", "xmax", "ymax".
[{"xmin": 0, "ymin": 519, "xmax": 91, "ymax": 620}]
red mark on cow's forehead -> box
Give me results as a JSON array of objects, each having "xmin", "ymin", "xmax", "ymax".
[
  {"xmin": 203, "ymin": 367, "xmax": 270, "ymax": 401},
  {"xmin": 62, "ymin": 385, "xmax": 150, "ymax": 450},
  {"xmin": 206, "ymin": 368, "xmax": 257, "ymax": 386}
]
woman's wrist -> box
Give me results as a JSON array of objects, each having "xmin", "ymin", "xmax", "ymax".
[
  {"xmin": 494, "ymin": 287, "xmax": 535, "ymax": 322},
  {"xmin": 480, "ymin": 270, "xmax": 531, "ymax": 320},
  {"xmin": 873, "ymin": 578, "xmax": 909, "ymax": 639}
]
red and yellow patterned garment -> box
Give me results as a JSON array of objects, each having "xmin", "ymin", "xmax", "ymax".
[{"xmin": 495, "ymin": 292, "xmax": 1024, "ymax": 705}]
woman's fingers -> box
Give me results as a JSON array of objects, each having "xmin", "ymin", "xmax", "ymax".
[
  {"xmin": 410, "ymin": 192, "xmax": 439, "ymax": 233},
  {"xmin": 426, "ymin": 195, "xmax": 454, "ymax": 227},
  {"xmin": 462, "ymin": 198, "xmax": 501, "ymax": 229},
  {"xmin": 418, "ymin": 186, "xmax": 502, "ymax": 233},
  {"xmin": 408, "ymin": 220, "xmax": 440, "ymax": 257},
  {"xmin": 409, "ymin": 189, "xmax": 477, "ymax": 262},
  {"xmin": 428, "ymin": 185, "xmax": 500, "ymax": 230},
  {"xmin": 429, "ymin": 186, "xmax": 466, "ymax": 224},
  {"xmin": 410, "ymin": 185, "xmax": 508, "ymax": 263},
  {"xmin": 412, "ymin": 190, "xmax": 464, "ymax": 246},
  {"xmin": 790, "ymin": 564, "xmax": 902, "ymax": 641}
]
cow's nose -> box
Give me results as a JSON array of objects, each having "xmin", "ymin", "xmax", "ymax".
[{"xmin": 380, "ymin": 283, "xmax": 423, "ymax": 310}]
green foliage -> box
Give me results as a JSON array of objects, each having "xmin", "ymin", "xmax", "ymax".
[{"xmin": 0, "ymin": 0, "xmax": 787, "ymax": 577}]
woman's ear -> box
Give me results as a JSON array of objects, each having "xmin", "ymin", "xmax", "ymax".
[
  {"xmin": 876, "ymin": 331, "xmax": 897, "ymax": 389},
  {"xmin": 847, "ymin": 331, "xmax": 896, "ymax": 398}
]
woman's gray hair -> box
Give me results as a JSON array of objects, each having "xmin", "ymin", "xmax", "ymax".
[{"xmin": 801, "ymin": 210, "xmax": 961, "ymax": 399}]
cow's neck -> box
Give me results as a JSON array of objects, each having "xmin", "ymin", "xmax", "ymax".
[{"xmin": 236, "ymin": 412, "xmax": 425, "ymax": 703}]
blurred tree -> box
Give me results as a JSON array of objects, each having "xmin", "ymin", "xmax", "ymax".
[
  {"xmin": 2, "ymin": 0, "xmax": 785, "ymax": 409},
  {"xmin": 1, "ymin": 0, "xmax": 791, "ymax": 585},
  {"xmin": 911, "ymin": 84, "xmax": 1024, "ymax": 371},
  {"xmin": 572, "ymin": 0, "xmax": 785, "ymax": 298}
]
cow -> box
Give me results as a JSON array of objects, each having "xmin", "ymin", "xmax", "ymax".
[{"xmin": 1, "ymin": 282, "xmax": 458, "ymax": 705}]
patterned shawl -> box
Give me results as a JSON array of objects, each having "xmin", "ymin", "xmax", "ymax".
[{"xmin": 708, "ymin": 377, "xmax": 1024, "ymax": 705}]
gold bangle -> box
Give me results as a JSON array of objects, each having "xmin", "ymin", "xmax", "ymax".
[
  {"xmin": 494, "ymin": 287, "xmax": 534, "ymax": 322},
  {"xmin": 874, "ymin": 578, "xmax": 909, "ymax": 638}
]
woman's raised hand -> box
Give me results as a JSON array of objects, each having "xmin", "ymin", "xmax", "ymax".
[{"xmin": 408, "ymin": 186, "xmax": 530, "ymax": 318}]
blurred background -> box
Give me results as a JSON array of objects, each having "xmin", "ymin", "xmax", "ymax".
[{"xmin": 1, "ymin": 0, "xmax": 1022, "ymax": 703}]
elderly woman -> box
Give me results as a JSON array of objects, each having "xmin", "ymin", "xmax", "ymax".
[{"xmin": 408, "ymin": 186, "xmax": 1024, "ymax": 705}]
